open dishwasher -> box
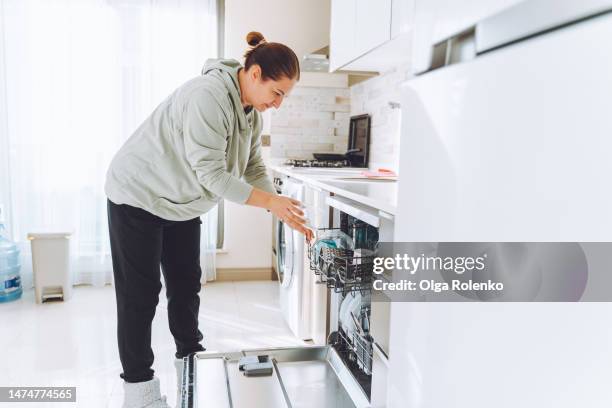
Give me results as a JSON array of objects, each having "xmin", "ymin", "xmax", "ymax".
[{"xmin": 179, "ymin": 194, "xmax": 392, "ymax": 408}]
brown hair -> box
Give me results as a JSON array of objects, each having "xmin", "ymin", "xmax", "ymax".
[{"xmin": 243, "ymin": 31, "xmax": 300, "ymax": 82}]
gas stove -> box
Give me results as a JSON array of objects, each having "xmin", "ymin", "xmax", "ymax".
[{"xmin": 284, "ymin": 158, "xmax": 350, "ymax": 168}]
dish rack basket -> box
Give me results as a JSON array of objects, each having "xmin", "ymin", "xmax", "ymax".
[
  {"xmin": 308, "ymin": 229, "xmax": 375, "ymax": 295},
  {"xmin": 331, "ymin": 327, "xmax": 374, "ymax": 378}
]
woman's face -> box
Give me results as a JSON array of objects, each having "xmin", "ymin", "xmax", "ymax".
[{"xmin": 244, "ymin": 65, "xmax": 297, "ymax": 112}]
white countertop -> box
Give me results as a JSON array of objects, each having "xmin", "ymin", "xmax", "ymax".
[{"xmin": 269, "ymin": 164, "xmax": 398, "ymax": 215}]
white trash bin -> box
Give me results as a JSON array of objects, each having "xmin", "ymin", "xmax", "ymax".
[{"xmin": 27, "ymin": 232, "xmax": 73, "ymax": 303}]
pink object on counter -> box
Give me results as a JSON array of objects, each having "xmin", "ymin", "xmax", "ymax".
[{"xmin": 360, "ymin": 168, "xmax": 397, "ymax": 179}]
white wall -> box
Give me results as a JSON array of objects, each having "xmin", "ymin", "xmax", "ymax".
[
  {"xmin": 217, "ymin": 0, "xmax": 331, "ymax": 270},
  {"xmin": 224, "ymin": 0, "xmax": 330, "ymax": 63}
]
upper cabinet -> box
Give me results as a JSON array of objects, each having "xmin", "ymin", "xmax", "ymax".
[
  {"xmin": 330, "ymin": 0, "xmax": 414, "ymax": 72},
  {"xmin": 329, "ymin": 0, "xmax": 357, "ymax": 72},
  {"xmin": 354, "ymin": 0, "xmax": 392, "ymax": 56},
  {"xmin": 328, "ymin": 0, "xmax": 527, "ymax": 73},
  {"xmin": 391, "ymin": 0, "xmax": 413, "ymax": 38}
]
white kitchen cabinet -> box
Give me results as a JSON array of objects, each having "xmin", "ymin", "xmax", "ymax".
[
  {"xmin": 329, "ymin": 0, "xmax": 357, "ymax": 72},
  {"xmin": 391, "ymin": 0, "xmax": 414, "ymax": 38},
  {"xmin": 330, "ymin": 0, "xmax": 412, "ymax": 72},
  {"xmin": 354, "ymin": 0, "xmax": 392, "ymax": 57}
]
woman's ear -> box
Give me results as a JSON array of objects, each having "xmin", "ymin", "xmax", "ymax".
[{"xmin": 251, "ymin": 64, "xmax": 262, "ymax": 82}]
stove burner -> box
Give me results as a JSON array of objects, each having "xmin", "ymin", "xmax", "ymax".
[{"xmin": 284, "ymin": 159, "xmax": 350, "ymax": 168}]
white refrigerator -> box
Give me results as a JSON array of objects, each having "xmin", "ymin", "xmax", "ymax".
[{"xmin": 390, "ymin": 0, "xmax": 612, "ymax": 407}]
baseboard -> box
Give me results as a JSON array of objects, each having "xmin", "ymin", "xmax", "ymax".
[{"xmin": 215, "ymin": 267, "xmax": 275, "ymax": 282}]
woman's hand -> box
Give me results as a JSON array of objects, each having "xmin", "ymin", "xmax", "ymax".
[
  {"xmin": 268, "ymin": 195, "xmax": 314, "ymax": 242},
  {"xmin": 246, "ymin": 188, "xmax": 314, "ymax": 242}
]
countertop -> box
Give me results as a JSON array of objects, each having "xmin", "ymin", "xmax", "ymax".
[{"xmin": 269, "ymin": 164, "xmax": 398, "ymax": 215}]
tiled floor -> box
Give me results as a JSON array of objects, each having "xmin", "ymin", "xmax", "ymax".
[{"xmin": 0, "ymin": 281, "xmax": 306, "ymax": 407}]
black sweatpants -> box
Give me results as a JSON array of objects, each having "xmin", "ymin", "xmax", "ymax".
[{"xmin": 107, "ymin": 199, "xmax": 205, "ymax": 383}]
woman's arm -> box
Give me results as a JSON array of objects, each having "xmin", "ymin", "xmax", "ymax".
[{"xmin": 247, "ymin": 188, "xmax": 313, "ymax": 242}]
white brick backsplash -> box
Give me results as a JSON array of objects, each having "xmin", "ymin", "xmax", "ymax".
[
  {"xmin": 336, "ymin": 88, "xmax": 350, "ymax": 98},
  {"xmin": 270, "ymin": 116, "xmax": 289, "ymax": 126},
  {"xmin": 302, "ymin": 127, "xmax": 336, "ymax": 137},
  {"xmin": 317, "ymin": 135, "xmax": 344, "ymax": 143},
  {"xmin": 336, "ymin": 96, "xmax": 350, "ymax": 105},
  {"xmin": 270, "ymin": 83, "xmax": 351, "ymax": 158},
  {"xmin": 350, "ymin": 62, "xmax": 413, "ymax": 172},
  {"xmin": 272, "ymin": 134, "xmax": 289, "ymax": 143},
  {"xmin": 291, "ymin": 87, "xmax": 345, "ymax": 97},
  {"xmin": 335, "ymin": 122, "xmax": 350, "ymax": 136},
  {"xmin": 319, "ymin": 103, "xmax": 350, "ymax": 112},
  {"xmin": 270, "ymin": 126, "xmax": 302, "ymax": 135},
  {"xmin": 334, "ymin": 112, "xmax": 350, "ymax": 121},
  {"xmin": 318, "ymin": 119, "xmax": 342, "ymax": 128},
  {"xmin": 288, "ymin": 118, "xmax": 320, "ymax": 127},
  {"xmin": 312, "ymin": 95, "xmax": 338, "ymax": 104},
  {"xmin": 277, "ymin": 111, "xmax": 334, "ymax": 120},
  {"xmin": 302, "ymin": 142, "xmax": 333, "ymax": 151},
  {"xmin": 286, "ymin": 134, "xmax": 304, "ymax": 144},
  {"xmin": 284, "ymin": 149, "xmax": 310, "ymax": 159},
  {"xmin": 271, "ymin": 145, "xmax": 284, "ymax": 157},
  {"xmin": 333, "ymin": 143, "xmax": 346, "ymax": 152}
]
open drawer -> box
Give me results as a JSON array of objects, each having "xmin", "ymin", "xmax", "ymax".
[{"xmin": 180, "ymin": 346, "xmax": 371, "ymax": 408}]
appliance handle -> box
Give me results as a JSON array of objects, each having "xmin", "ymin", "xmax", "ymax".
[
  {"xmin": 418, "ymin": 0, "xmax": 612, "ymax": 74},
  {"xmin": 477, "ymin": 0, "xmax": 612, "ymax": 53}
]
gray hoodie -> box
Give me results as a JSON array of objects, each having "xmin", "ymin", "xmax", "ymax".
[{"xmin": 105, "ymin": 59, "xmax": 276, "ymax": 221}]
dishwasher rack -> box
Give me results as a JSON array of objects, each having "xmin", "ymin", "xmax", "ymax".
[
  {"xmin": 308, "ymin": 219, "xmax": 377, "ymax": 295},
  {"xmin": 330, "ymin": 328, "xmax": 373, "ymax": 399},
  {"xmin": 309, "ymin": 242, "xmax": 375, "ymax": 295}
]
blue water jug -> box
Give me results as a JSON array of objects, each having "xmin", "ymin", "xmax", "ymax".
[{"xmin": 0, "ymin": 222, "xmax": 22, "ymax": 303}]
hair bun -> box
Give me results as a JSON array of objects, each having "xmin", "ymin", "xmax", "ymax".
[{"xmin": 246, "ymin": 31, "xmax": 266, "ymax": 47}]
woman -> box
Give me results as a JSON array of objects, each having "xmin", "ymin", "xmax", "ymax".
[{"xmin": 105, "ymin": 31, "xmax": 312, "ymax": 408}]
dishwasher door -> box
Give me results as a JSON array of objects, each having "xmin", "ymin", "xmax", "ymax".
[{"xmin": 180, "ymin": 346, "xmax": 370, "ymax": 408}]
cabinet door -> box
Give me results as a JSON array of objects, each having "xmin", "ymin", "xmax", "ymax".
[
  {"xmin": 391, "ymin": 0, "xmax": 415, "ymax": 38},
  {"xmin": 355, "ymin": 0, "xmax": 392, "ymax": 56},
  {"xmin": 329, "ymin": 0, "xmax": 357, "ymax": 71}
]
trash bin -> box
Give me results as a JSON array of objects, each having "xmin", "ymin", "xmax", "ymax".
[{"xmin": 27, "ymin": 232, "xmax": 73, "ymax": 303}]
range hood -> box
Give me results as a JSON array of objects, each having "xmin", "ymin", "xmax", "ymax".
[
  {"xmin": 302, "ymin": 45, "xmax": 377, "ymax": 86},
  {"xmin": 301, "ymin": 45, "xmax": 330, "ymax": 72}
]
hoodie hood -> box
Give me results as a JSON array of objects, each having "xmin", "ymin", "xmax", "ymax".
[{"xmin": 201, "ymin": 58, "xmax": 252, "ymax": 132}]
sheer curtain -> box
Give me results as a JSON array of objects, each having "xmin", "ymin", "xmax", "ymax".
[{"xmin": 0, "ymin": 0, "xmax": 219, "ymax": 288}]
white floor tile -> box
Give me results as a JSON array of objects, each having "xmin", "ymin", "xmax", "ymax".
[{"xmin": 0, "ymin": 280, "xmax": 299, "ymax": 407}]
